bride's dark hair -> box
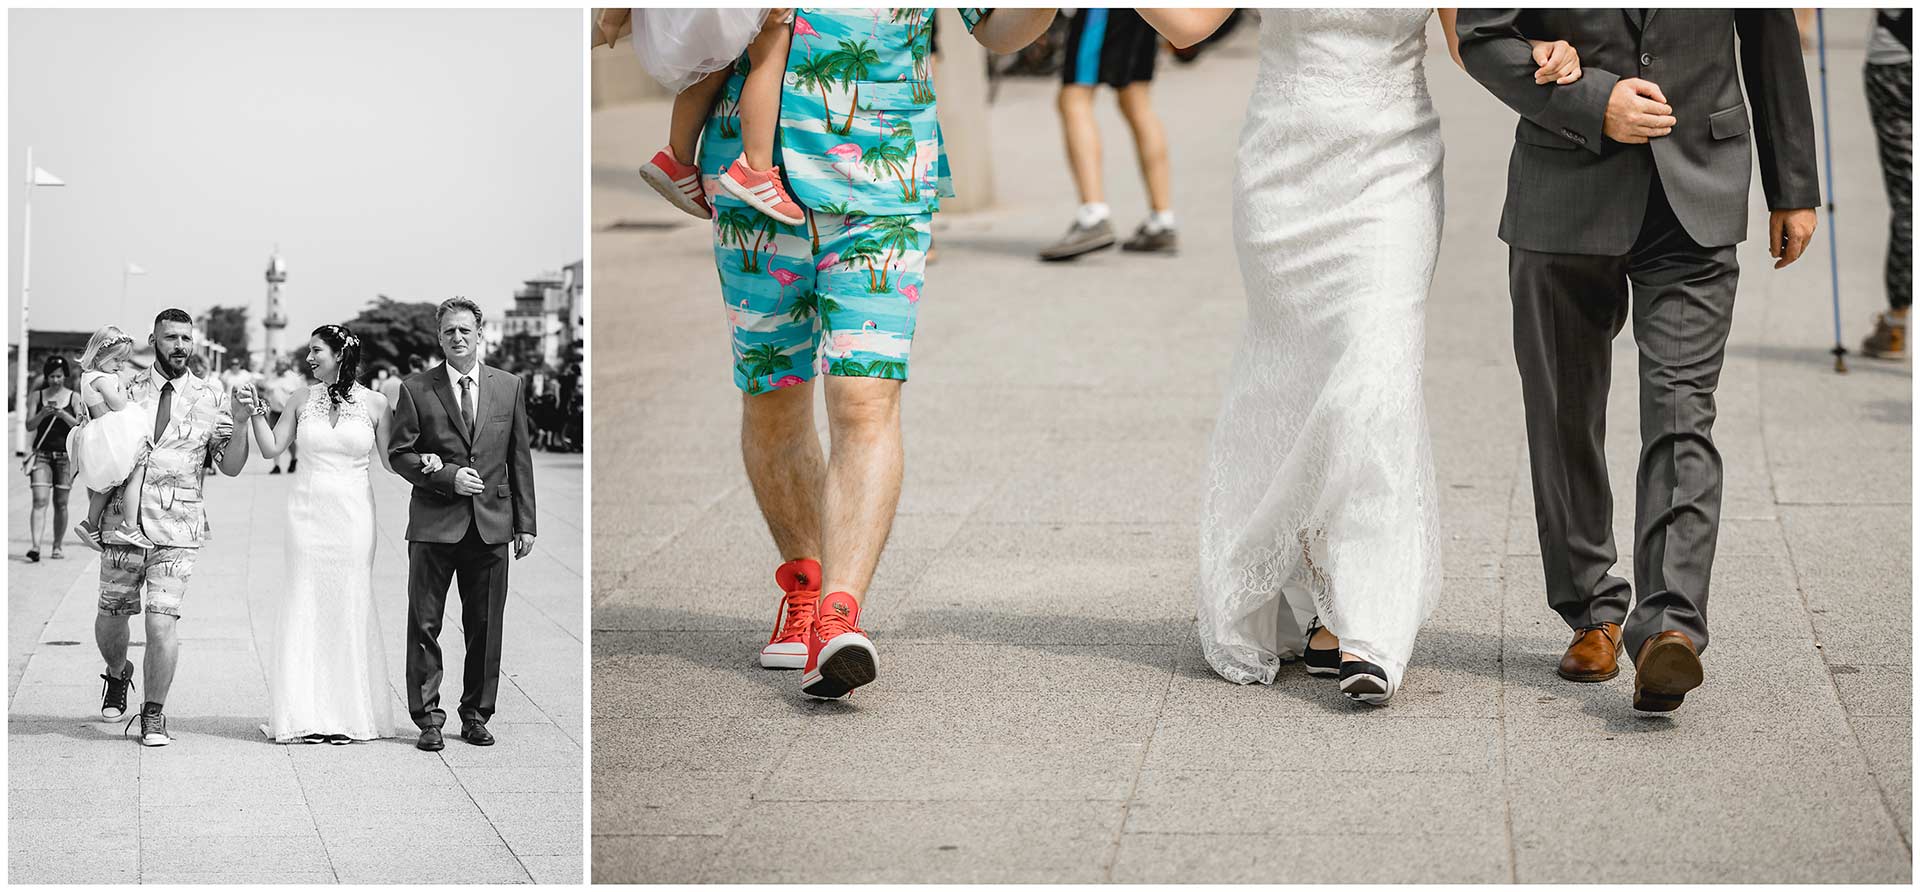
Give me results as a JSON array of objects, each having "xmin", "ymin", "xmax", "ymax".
[{"xmin": 311, "ymin": 324, "xmax": 362, "ymax": 407}]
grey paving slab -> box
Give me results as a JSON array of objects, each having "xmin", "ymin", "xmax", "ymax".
[
  {"xmin": 592, "ymin": 10, "xmax": 1910, "ymax": 883},
  {"xmin": 7, "ymin": 454, "xmax": 583, "ymax": 883},
  {"xmin": 591, "ymin": 834, "xmax": 723, "ymax": 884},
  {"xmin": 1109, "ymin": 831, "xmax": 1512, "ymax": 884}
]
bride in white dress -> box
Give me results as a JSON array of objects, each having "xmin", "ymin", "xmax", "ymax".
[
  {"xmin": 1139, "ymin": 9, "xmax": 1582, "ymax": 703},
  {"xmin": 248, "ymin": 325, "xmax": 439, "ymax": 742}
]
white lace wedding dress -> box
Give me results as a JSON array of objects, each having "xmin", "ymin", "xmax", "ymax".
[
  {"xmin": 264, "ymin": 384, "xmax": 395, "ymax": 741},
  {"xmin": 1198, "ymin": 8, "xmax": 1444, "ymax": 692}
]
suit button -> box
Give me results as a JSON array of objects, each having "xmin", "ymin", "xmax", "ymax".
[{"xmin": 1640, "ymin": 52, "xmax": 1653, "ymax": 66}]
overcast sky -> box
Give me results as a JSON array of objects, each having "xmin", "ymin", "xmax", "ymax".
[{"xmin": 8, "ymin": 8, "xmax": 582, "ymax": 348}]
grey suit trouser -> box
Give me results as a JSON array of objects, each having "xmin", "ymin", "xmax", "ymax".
[{"xmin": 1508, "ymin": 174, "xmax": 1738, "ymax": 659}]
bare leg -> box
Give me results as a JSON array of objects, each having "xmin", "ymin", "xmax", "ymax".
[
  {"xmin": 1116, "ymin": 83, "xmax": 1172, "ymax": 214},
  {"xmin": 29, "ymin": 485, "xmax": 49, "ymax": 552},
  {"xmin": 739, "ymin": 14, "xmax": 793, "ymax": 171},
  {"xmin": 1057, "ymin": 84, "xmax": 1104, "ymax": 205},
  {"xmin": 51, "ymin": 487, "xmax": 69, "ymax": 551},
  {"xmin": 819, "ymin": 377, "xmax": 904, "ymax": 606},
  {"xmin": 670, "ymin": 68, "xmax": 733, "ymax": 165},
  {"xmin": 118, "ymin": 465, "xmax": 148, "ymax": 536},
  {"xmin": 95, "ymin": 613, "xmax": 130, "ymax": 676},
  {"xmin": 741, "ymin": 381, "xmax": 826, "ymax": 562},
  {"xmin": 85, "ymin": 488, "xmax": 109, "ymax": 529},
  {"xmin": 143, "ymin": 612, "xmax": 179, "ymax": 705}
]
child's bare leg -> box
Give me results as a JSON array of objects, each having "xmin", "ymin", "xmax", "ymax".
[
  {"xmin": 670, "ymin": 69, "xmax": 733, "ymax": 165},
  {"xmin": 116, "ymin": 465, "xmax": 146, "ymax": 533},
  {"xmin": 85, "ymin": 488, "xmax": 109, "ymax": 528},
  {"xmin": 739, "ymin": 13, "xmax": 793, "ymax": 170}
]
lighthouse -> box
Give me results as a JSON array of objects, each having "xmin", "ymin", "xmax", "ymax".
[{"xmin": 264, "ymin": 249, "xmax": 288, "ymax": 363}]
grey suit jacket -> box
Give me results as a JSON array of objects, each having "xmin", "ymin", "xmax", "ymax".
[
  {"xmin": 1457, "ymin": 9, "xmax": 1821, "ymax": 254},
  {"xmin": 389, "ymin": 364, "xmax": 537, "ymax": 545}
]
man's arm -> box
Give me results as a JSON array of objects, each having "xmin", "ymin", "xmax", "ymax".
[
  {"xmin": 1735, "ymin": 9, "xmax": 1821, "ymax": 211},
  {"xmin": 389, "ymin": 384, "xmax": 460, "ymax": 496},
  {"xmin": 215, "ymin": 388, "xmax": 250, "ymax": 477},
  {"xmin": 964, "ymin": 8, "xmax": 1057, "ymax": 54},
  {"xmin": 508, "ymin": 375, "xmax": 537, "ymax": 557},
  {"xmin": 1456, "ymin": 9, "xmax": 1619, "ymax": 155}
]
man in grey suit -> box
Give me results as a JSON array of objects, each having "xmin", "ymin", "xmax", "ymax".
[
  {"xmin": 1457, "ymin": 10, "xmax": 1819, "ymax": 712},
  {"xmin": 390, "ymin": 297, "xmax": 538, "ymax": 750}
]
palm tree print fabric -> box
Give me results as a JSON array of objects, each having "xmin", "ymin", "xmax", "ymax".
[
  {"xmin": 696, "ymin": 8, "xmax": 989, "ymax": 217},
  {"xmin": 715, "ymin": 206, "xmax": 930, "ymax": 394}
]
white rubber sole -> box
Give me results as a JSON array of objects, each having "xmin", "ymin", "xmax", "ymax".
[
  {"xmin": 140, "ymin": 735, "xmax": 170, "ymax": 747},
  {"xmin": 719, "ymin": 171, "xmax": 805, "ymax": 226},
  {"xmin": 1339, "ymin": 673, "xmax": 1393, "ymax": 705},
  {"xmin": 759, "ymin": 642, "xmax": 806, "ymax": 670},
  {"xmin": 638, "ymin": 164, "xmax": 711, "ymax": 220},
  {"xmin": 800, "ymin": 633, "xmax": 878, "ymax": 701}
]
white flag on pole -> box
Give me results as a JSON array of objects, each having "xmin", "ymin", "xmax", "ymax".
[
  {"xmin": 126, "ymin": 263, "xmax": 147, "ymax": 276},
  {"xmin": 31, "ymin": 167, "xmax": 64, "ymax": 187}
]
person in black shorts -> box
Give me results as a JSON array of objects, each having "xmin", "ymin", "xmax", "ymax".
[{"xmin": 1039, "ymin": 8, "xmax": 1178, "ymax": 261}]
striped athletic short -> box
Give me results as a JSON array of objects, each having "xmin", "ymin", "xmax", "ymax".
[{"xmin": 1061, "ymin": 8, "xmax": 1161, "ymax": 88}]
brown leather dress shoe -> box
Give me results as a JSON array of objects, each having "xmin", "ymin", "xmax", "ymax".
[
  {"xmin": 1556, "ymin": 622, "xmax": 1622, "ymax": 682},
  {"xmin": 1632, "ymin": 631, "xmax": 1704, "ymax": 712}
]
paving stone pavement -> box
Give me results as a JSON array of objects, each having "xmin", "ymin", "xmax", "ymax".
[
  {"xmin": 593, "ymin": 12, "xmax": 1909, "ymax": 883},
  {"xmin": 8, "ymin": 449, "xmax": 584, "ymax": 883}
]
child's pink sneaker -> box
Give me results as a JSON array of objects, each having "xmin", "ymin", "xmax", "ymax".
[
  {"xmin": 719, "ymin": 155, "xmax": 806, "ymax": 225},
  {"xmin": 639, "ymin": 149, "xmax": 712, "ymax": 220}
]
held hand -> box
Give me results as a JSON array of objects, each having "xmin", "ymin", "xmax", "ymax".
[
  {"xmin": 421, "ymin": 454, "xmax": 444, "ymax": 474},
  {"xmin": 230, "ymin": 384, "xmax": 256, "ymax": 416},
  {"xmin": 452, "ymin": 466, "xmax": 485, "ymax": 497},
  {"xmin": 512, "ymin": 533, "xmax": 535, "ymax": 559},
  {"xmin": 1769, "ymin": 208, "xmax": 1818, "ymax": 269},
  {"xmin": 1528, "ymin": 39, "xmax": 1582, "ymax": 85},
  {"xmin": 1603, "ymin": 78, "xmax": 1676, "ymax": 144}
]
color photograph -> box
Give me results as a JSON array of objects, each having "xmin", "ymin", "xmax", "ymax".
[{"xmin": 591, "ymin": 7, "xmax": 1910, "ymax": 883}]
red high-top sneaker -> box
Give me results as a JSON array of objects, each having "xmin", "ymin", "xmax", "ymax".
[
  {"xmin": 800, "ymin": 591, "xmax": 877, "ymax": 700},
  {"xmin": 760, "ymin": 558, "xmax": 820, "ymax": 669}
]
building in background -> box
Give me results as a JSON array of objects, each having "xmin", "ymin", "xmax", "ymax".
[
  {"xmin": 495, "ymin": 261, "xmax": 582, "ymax": 376},
  {"xmin": 262, "ymin": 249, "xmax": 288, "ymax": 367}
]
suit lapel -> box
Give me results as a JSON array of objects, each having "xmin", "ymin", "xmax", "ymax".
[
  {"xmin": 1625, "ymin": 8, "xmax": 1645, "ymax": 34},
  {"xmin": 432, "ymin": 368, "xmax": 472, "ymax": 445},
  {"xmin": 1641, "ymin": 8, "xmax": 1657, "ymax": 32}
]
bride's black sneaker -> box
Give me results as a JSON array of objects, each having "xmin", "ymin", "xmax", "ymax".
[
  {"xmin": 326, "ymin": 734, "xmax": 352, "ymax": 746},
  {"xmin": 1303, "ymin": 619, "xmax": 1340, "ymax": 677},
  {"xmin": 1339, "ymin": 660, "xmax": 1393, "ymax": 705},
  {"xmin": 99, "ymin": 660, "xmax": 135, "ymax": 720}
]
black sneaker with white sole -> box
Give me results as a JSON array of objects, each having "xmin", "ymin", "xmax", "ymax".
[
  {"xmin": 99, "ymin": 660, "xmax": 135, "ymax": 720},
  {"xmin": 1338, "ymin": 660, "xmax": 1393, "ymax": 705},
  {"xmin": 126, "ymin": 702, "xmax": 170, "ymax": 746},
  {"xmin": 1303, "ymin": 618, "xmax": 1340, "ymax": 677}
]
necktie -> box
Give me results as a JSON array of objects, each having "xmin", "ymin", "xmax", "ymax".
[
  {"xmin": 459, "ymin": 376, "xmax": 474, "ymax": 432},
  {"xmin": 153, "ymin": 381, "xmax": 174, "ymax": 442}
]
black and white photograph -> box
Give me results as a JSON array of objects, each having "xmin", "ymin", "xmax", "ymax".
[{"xmin": 8, "ymin": 8, "xmax": 585, "ymax": 884}]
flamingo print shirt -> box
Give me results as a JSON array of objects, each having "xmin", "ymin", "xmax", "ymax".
[{"xmin": 698, "ymin": 8, "xmax": 991, "ymax": 218}]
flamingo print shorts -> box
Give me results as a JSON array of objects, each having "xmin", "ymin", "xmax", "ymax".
[{"xmin": 711, "ymin": 206, "xmax": 931, "ymax": 394}]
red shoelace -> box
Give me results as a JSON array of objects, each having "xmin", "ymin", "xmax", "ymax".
[
  {"xmin": 773, "ymin": 590, "xmax": 817, "ymax": 643},
  {"xmin": 813, "ymin": 603, "xmax": 863, "ymax": 643}
]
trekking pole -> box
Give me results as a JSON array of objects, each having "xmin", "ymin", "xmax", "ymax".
[{"xmin": 1816, "ymin": 9, "xmax": 1849, "ymax": 373}]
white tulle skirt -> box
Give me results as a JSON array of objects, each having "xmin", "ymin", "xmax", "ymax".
[
  {"xmin": 66, "ymin": 405, "xmax": 151, "ymax": 493},
  {"xmin": 631, "ymin": 7, "xmax": 772, "ymax": 93}
]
